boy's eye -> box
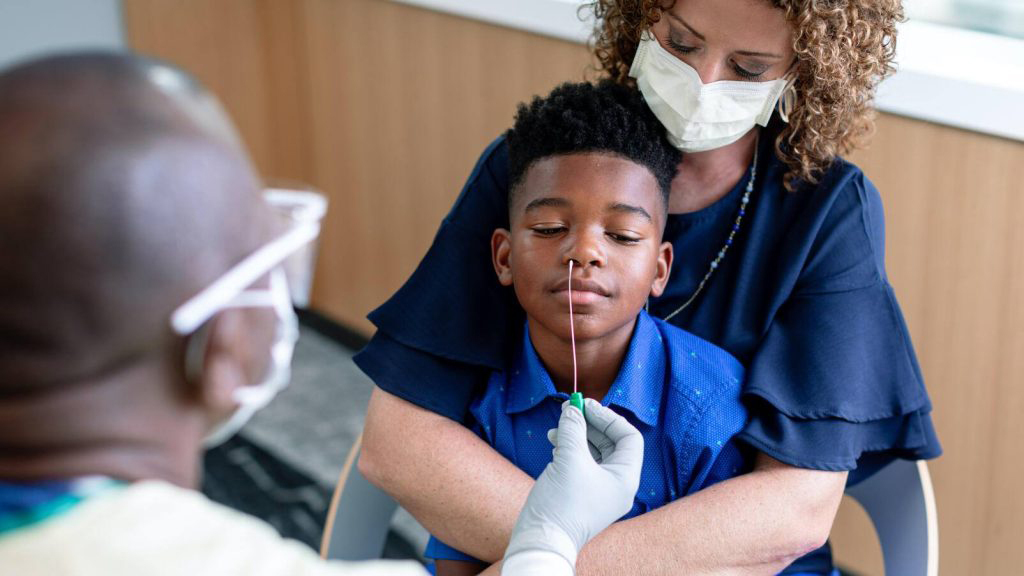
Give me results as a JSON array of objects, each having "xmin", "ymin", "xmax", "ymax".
[
  {"xmin": 532, "ymin": 226, "xmax": 566, "ymax": 236},
  {"xmin": 607, "ymin": 232, "xmax": 641, "ymax": 244}
]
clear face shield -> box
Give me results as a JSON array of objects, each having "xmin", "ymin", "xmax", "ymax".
[{"xmin": 169, "ymin": 189, "xmax": 322, "ymax": 448}]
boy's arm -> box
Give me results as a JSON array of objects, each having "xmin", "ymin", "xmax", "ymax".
[{"xmin": 360, "ymin": 389, "xmax": 846, "ymax": 574}]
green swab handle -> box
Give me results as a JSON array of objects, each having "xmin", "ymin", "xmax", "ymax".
[{"xmin": 569, "ymin": 392, "xmax": 585, "ymax": 419}]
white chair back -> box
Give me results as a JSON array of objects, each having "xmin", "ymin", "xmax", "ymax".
[
  {"xmin": 320, "ymin": 435, "xmax": 399, "ymax": 560},
  {"xmin": 845, "ymin": 459, "xmax": 939, "ymax": 576}
]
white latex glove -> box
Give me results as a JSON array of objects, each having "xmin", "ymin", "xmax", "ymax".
[
  {"xmin": 502, "ymin": 398, "xmax": 643, "ymax": 575},
  {"xmin": 546, "ymin": 420, "xmax": 613, "ymax": 463}
]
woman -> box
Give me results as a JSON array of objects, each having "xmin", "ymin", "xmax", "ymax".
[{"xmin": 354, "ymin": 0, "xmax": 941, "ymax": 574}]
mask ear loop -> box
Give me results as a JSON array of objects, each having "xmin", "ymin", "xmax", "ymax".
[
  {"xmin": 778, "ymin": 77, "xmax": 797, "ymax": 124},
  {"xmin": 182, "ymin": 320, "xmax": 212, "ymax": 393}
]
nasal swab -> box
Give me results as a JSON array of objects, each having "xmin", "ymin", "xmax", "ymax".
[{"xmin": 568, "ymin": 260, "xmax": 585, "ymax": 417}]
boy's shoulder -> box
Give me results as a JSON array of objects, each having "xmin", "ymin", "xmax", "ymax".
[{"xmin": 642, "ymin": 313, "xmax": 745, "ymax": 398}]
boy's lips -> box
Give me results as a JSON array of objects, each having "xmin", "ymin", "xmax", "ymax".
[{"xmin": 550, "ymin": 277, "xmax": 611, "ymax": 305}]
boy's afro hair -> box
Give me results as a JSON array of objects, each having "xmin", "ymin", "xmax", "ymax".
[{"xmin": 506, "ymin": 80, "xmax": 680, "ymax": 204}]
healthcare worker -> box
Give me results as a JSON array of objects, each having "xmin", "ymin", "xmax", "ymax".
[{"xmin": 0, "ymin": 53, "xmax": 643, "ymax": 576}]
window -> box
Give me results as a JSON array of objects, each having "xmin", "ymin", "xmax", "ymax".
[{"xmin": 907, "ymin": 0, "xmax": 1024, "ymax": 40}]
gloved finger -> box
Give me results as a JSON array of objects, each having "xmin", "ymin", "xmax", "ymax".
[
  {"xmin": 583, "ymin": 399, "xmax": 640, "ymax": 445},
  {"xmin": 580, "ymin": 399, "xmax": 620, "ymax": 436},
  {"xmin": 580, "ymin": 400, "xmax": 620, "ymax": 461},
  {"xmin": 583, "ymin": 399, "xmax": 644, "ymax": 475},
  {"xmin": 554, "ymin": 401, "xmax": 589, "ymax": 455},
  {"xmin": 586, "ymin": 425, "xmax": 616, "ymax": 462},
  {"xmin": 549, "ymin": 426, "xmax": 600, "ymax": 460},
  {"xmin": 564, "ymin": 423, "xmax": 604, "ymax": 461}
]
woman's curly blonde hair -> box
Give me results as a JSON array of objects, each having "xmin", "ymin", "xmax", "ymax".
[{"xmin": 589, "ymin": 0, "xmax": 903, "ymax": 189}]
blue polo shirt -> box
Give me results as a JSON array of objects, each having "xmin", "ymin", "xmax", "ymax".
[{"xmin": 425, "ymin": 310, "xmax": 750, "ymax": 563}]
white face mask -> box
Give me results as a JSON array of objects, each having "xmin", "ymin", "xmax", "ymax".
[
  {"xmin": 629, "ymin": 33, "xmax": 792, "ymax": 153},
  {"xmin": 170, "ymin": 191, "xmax": 321, "ymax": 448}
]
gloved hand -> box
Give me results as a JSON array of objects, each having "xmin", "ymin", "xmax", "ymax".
[
  {"xmin": 502, "ymin": 398, "xmax": 643, "ymax": 574},
  {"xmin": 546, "ymin": 418, "xmax": 614, "ymax": 463}
]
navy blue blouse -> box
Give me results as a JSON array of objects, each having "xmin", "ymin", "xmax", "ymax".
[{"xmin": 353, "ymin": 118, "xmax": 941, "ymax": 572}]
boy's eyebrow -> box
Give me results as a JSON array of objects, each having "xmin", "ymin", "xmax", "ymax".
[
  {"xmin": 523, "ymin": 197, "xmax": 571, "ymax": 213},
  {"xmin": 608, "ymin": 202, "xmax": 652, "ymax": 222}
]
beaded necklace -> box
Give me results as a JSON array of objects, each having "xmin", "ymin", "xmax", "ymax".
[{"xmin": 661, "ymin": 135, "xmax": 758, "ymax": 323}]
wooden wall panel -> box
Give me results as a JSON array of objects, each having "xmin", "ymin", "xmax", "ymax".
[
  {"xmin": 124, "ymin": 1, "xmax": 1024, "ymax": 573},
  {"xmin": 297, "ymin": 0, "xmax": 591, "ymax": 329},
  {"xmin": 845, "ymin": 118, "xmax": 1024, "ymax": 575},
  {"xmin": 122, "ymin": 0, "xmax": 313, "ymax": 183}
]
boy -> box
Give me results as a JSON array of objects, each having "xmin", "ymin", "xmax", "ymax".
[{"xmin": 428, "ymin": 81, "xmax": 750, "ymax": 574}]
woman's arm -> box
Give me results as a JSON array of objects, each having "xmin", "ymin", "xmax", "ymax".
[
  {"xmin": 572, "ymin": 452, "xmax": 847, "ymax": 575},
  {"xmin": 359, "ymin": 387, "xmax": 532, "ymax": 562},
  {"xmin": 360, "ymin": 388, "xmax": 847, "ymax": 573}
]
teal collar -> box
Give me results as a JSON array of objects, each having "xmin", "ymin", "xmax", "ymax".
[{"xmin": 0, "ymin": 477, "xmax": 123, "ymax": 535}]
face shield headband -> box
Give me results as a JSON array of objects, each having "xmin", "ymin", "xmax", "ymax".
[{"xmin": 170, "ymin": 191, "xmax": 321, "ymax": 447}]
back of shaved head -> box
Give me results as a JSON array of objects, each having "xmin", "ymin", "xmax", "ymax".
[{"xmin": 0, "ymin": 53, "xmax": 271, "ymax": 390}]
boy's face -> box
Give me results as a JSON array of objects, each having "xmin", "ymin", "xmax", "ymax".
[{"xmin": 493, "ymin": 153, "xmax": 672, "ymax": 344}]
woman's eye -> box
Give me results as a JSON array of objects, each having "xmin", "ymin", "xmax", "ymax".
[
  {"xmin": 732, "ymin": 62, "xmax": 767, "ymax": 80},
  {"xmin": 667, "ymin": 37, "xmax": 696, "ymax": 54}
]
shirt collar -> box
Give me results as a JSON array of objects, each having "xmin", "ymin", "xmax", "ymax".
[
  {"xmin": 505, "ymin": 325, "xmax": 561, "ymax": 415},
  {"xmin": 601, "ymin": 311, "xmax": 665, "ymax": 426},
  {"xmin": 505, "ymin": 311, "xmax": 666, "ymax": 426}
]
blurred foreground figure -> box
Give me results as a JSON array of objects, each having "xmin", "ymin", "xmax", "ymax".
[{"xmin": 0, "ymin": 53, "xmax": 643, "ymax": 576}]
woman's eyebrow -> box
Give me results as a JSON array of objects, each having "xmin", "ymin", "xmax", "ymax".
[
  {"xmin": 666, "ymin": 12, "xmax": 705, "ymax": 41},
  {"xmin": 667, "ymin": 12, "xmax": 784, "ymax": 59},
  {"xmin": 735, "ymin": 49, "xmax": 784, "ymax": 59}
]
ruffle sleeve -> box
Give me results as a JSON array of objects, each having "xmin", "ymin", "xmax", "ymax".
[
  {"xmin": 737, "ymin": 281, "xmax": 942, "ymax": 482},
  {"xmin": 736, "ymin": 164, "xmax": 941, "ymax": 484},
  {"xmin": 363, "ymin": 135, "xmax": 520, "ymax": 370},
  {"xmin": 353, "ymin": 136, "xmax": 522, "ymax": 421}
]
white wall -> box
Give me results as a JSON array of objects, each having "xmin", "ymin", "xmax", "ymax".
[{"xmin": 0, "ymin": 0, "xmax": 124, "ymax": 71}]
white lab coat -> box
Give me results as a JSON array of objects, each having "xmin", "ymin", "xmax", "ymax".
[{"xmin": 0, "ymin": 480, "xmax": 571, "ymax": 576}]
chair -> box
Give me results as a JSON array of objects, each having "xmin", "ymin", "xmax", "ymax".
[
  {"xmin": 320, "ymin": 433, "xmax": 400, "ymax": 560},
  {"xmin": 844, "ymin": 459, "xmax": 939, "ymax": 576}
]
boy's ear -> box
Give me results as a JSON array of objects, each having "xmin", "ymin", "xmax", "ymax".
[
  {"xmin": 492, "ymin": 228, "xmax": 514, "ymax": 287},
  {"xmin": 650, "ymin": 241, "xmax": 673, "ymax": 298}
]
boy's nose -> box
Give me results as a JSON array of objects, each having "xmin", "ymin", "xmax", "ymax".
[{"xmin": 564, "ymin": 231, "xmax": 605, "ymax": 268}]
